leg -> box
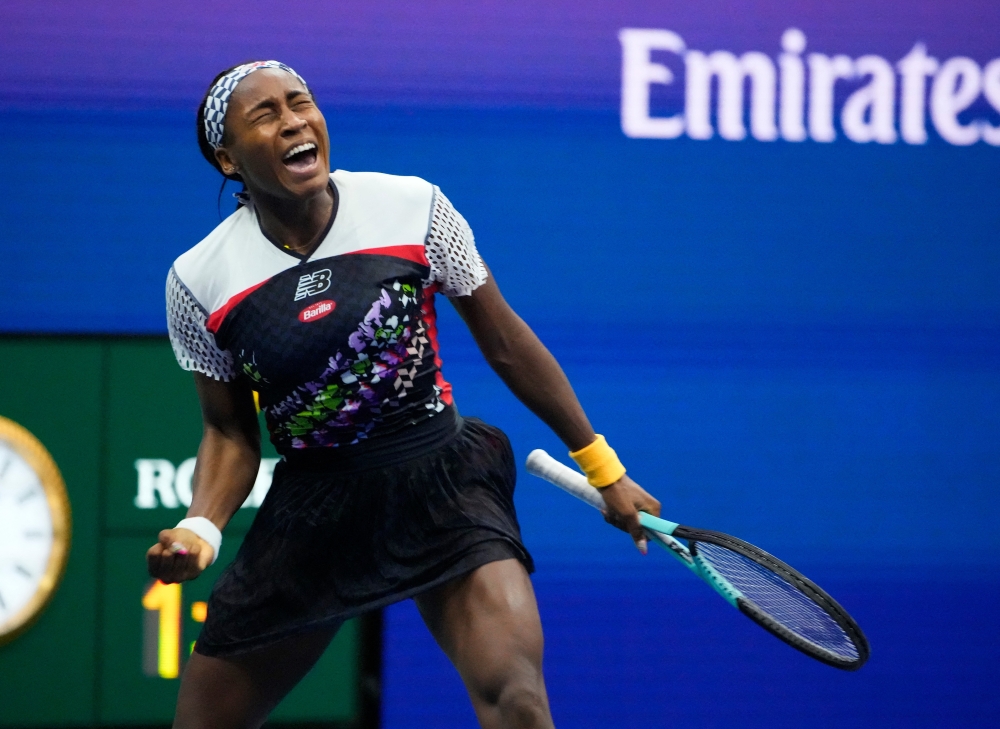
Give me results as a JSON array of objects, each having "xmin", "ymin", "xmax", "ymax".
[
  {"xmin": 414, "ymin": 558, "xmax": 554, "ymax": 729},
  {"xmin": 173, "ymin": 625, "xmax": 339, "ymax": 729}
]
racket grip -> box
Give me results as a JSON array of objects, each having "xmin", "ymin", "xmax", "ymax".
[{"xmin": 526, "ymin": 449, "xmax": 606, "ymax": 510}]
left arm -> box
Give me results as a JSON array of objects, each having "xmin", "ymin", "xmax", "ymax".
[{"xmin": 450, "ymin": 270, "xmax": 661, "ymax": 551}]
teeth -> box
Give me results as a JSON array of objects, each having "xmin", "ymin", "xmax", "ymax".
[{"xmin": 283, "ymin": 142, "xmax": 317, "ymax": 161}]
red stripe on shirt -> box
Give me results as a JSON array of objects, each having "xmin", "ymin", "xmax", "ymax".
[
  {"xmin": 420, "ymin": 283, "xmax": 454, "ymax": 406},
  {"xmin": 345, "ymin": 244, "xmax": 428, "ymax": 266},
  {"xmin": 206, "ymin": 279, "xmax": 270, "ymax": 334}
]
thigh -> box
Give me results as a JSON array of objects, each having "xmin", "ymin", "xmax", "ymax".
[
  {"xmin": 173, "ymin": 625, "xmax": 339, "ymax": 729},
  {"xmin": 414, "ymin": 558, "xmax": 547, "ymax": 706}
]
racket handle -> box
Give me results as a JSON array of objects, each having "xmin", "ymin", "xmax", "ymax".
[{"xmin": 526, "ymin": 449, "xmax": 606, "ymax": 510}]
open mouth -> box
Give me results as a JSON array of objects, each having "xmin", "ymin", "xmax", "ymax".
[{"xmin": 282, "ymin": 142, "xmax": 318, "ymax": 173}]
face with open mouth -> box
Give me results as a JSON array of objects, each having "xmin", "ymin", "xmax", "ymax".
[{"xmin": 214, "ymin": 68, "xmax": 331, "ymax": 202}]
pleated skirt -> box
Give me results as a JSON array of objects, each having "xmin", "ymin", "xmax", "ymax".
[{"xmin": 196, "ymin": 412, "xmax": 532, "ymax": 657}]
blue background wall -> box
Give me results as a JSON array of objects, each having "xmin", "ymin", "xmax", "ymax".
[{"xmin": 1, "ymin": 1, "xmax": 998, "ymax": 726}]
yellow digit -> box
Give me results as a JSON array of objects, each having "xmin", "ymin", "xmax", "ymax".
[
  {"xmin": 189, "ymin": 600, "xmax": 208, "ymax": 656},
  {"xmin": 142, "ymin": 581, "xmax": 182, "ymax": 679},
  {"xmin": 191, "ymin": 601, "xmax": 208, "ymax": 623}
]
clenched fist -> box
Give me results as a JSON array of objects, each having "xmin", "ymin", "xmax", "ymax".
[{"xmin": 146, "ymin": 528, "xmax": 215, "ymax": 584}]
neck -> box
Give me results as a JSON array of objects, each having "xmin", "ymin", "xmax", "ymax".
[{"xmin": 250, "ymin": 182, "xmax": 335, "ymax": 257}]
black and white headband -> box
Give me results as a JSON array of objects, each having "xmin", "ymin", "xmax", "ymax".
[{"xmin": 202, "ymin": 61, "xmax": 308, "ymax": 150}]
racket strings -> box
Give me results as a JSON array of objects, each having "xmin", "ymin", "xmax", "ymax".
[{"xmin": 693, "ymin": 542, "xmax": 859, "ymax": 661}]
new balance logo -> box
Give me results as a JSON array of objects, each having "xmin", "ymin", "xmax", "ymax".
[{"xmin": 294, "ymin": 269, "xmax": 332, "ymax": 301}]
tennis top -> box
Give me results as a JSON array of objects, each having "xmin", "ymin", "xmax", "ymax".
[{"xmin": 166, "ymin": 170, "xmax": 487, "ymax": 456}]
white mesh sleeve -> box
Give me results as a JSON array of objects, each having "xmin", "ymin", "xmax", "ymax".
[
  {"xmin": 166, "ymin": 267, "xmax": 236, "ymax": 381},
  {"xmin": 425, "ymin": 187, "xmax": 488, "ymax": 297}
]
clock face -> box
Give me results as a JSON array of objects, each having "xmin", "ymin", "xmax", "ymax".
[
  {"xmin": 0, "ymin": 442, "xmax": 55, "ymax": 625},
  {"xmin": 0, "ymin": 417, "xmax": 71, "ymax": 645}
]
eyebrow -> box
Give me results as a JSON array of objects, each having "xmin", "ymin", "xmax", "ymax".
[{"xmin": 246, "ymin": 89, "xmax": 311, "ymax": 116}]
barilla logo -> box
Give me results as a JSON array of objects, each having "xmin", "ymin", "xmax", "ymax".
[{"xmin": 298, "ymin": 299, "xmax": 336, "ymax": 323}]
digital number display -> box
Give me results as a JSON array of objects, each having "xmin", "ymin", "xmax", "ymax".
[{"xmin": 141, "ymin": 581, "xmax": 207, "ymax": 679}]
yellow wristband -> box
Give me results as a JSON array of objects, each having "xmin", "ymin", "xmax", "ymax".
[{"xmin": 569, "ymin": 435, "xmax": 626, "ymax": 488}]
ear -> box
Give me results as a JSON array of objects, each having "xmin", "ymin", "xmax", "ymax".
[{"xmin": 214, "ymin": 147, "xmax": 239, "ymax": 177}]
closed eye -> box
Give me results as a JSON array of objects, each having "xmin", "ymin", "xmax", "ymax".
[{"xmin": 253, "ymin": 109, "xmax": 276, "ymax": 121}]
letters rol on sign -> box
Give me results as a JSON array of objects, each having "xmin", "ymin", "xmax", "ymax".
[{"xmin": 134, "ymin": 458, "xmax": 279, "ymax": 509}]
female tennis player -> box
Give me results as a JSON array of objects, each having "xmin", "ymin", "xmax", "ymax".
[{"xmin": 146, "ymin": 60, "xmax": 659, "ymax": 729}]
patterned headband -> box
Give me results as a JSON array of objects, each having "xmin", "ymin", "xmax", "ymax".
[{"xmin": 202, "ymin": 61, "xmax": 308, "ymax": 150}]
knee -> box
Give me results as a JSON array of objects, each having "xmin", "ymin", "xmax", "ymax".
[{"xmin": 495, "ymin": 680, "xmax": 550, "ymax": 729}]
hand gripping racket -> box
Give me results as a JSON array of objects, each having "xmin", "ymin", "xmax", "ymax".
[{"xmin": 526, "ymin": 449, "xmax": 870, "ymax": 671}]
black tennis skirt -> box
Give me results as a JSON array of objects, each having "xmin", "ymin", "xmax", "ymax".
[{"xmin": 196, "ymin": 409, "xmax": 533, "ymax": 657}]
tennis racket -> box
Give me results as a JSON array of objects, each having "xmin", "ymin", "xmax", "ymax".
[{"xmin": 525, "ymin": 449, "xmax": 870, "ymax": 671}]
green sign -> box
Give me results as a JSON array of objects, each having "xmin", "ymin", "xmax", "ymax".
[{"xmin": 0, "ymin": 338, "xmax": 371, "ymax": 727}]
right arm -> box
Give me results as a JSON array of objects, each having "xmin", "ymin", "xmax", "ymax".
[{"xmin": 146, "ymin": 373, "xmax": 261, "ymax": 583}]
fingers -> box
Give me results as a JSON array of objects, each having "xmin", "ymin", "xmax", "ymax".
[
  {"xmin": 599, "ymin": 476, "xmax": 661, "ymax": 555},
  {"xmin": 636, "ymin": 535, "xmax": 649, "ymax": 555},
  {"xmin": 601, "ymin": 501, "xmax": 647, "ymax": 554},
  {"xmin": 623, "ymin": 511, "xmax": 648, "ymax": 555},
  {"xmin": 147, "ymin": 542, "xmax": 183, "ymax": 583},
  {"xmin": 146, "ymin": 529, "xmax": 210, "ymax": 583},
  {"xmin": 644, "ymin": 495, "xmax": 662, "ymax": 518}
]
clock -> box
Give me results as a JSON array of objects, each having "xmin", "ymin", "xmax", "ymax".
[{"xmin": 0, "ymin": 415, "xmax": 71, "ymax": 646}]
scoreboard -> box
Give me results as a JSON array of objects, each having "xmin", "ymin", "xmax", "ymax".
[{"xmin": 0, "ymin": 337, "xmax": 372, "ymax": 727}]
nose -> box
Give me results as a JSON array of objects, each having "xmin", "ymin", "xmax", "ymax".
[{"xmin": 280, "ymin": 107, "xmax": 308, "ymax": 137}]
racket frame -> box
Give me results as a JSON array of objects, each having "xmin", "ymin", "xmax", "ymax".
[
  {"xmin": 676, "ymin": 525, "xmax": 871, "ymax": 670},
  {"xmin": 525, "ymin": 449, "xmax": 870, "ymax": 671},
  {"xmin": 638, "ymin": 513, "xmax": 743, "ymax": 606}
]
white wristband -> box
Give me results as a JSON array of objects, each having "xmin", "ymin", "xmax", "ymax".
[{"xmin": 175, "ymin": 517, "xmax": 222, "ymax": 565}]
